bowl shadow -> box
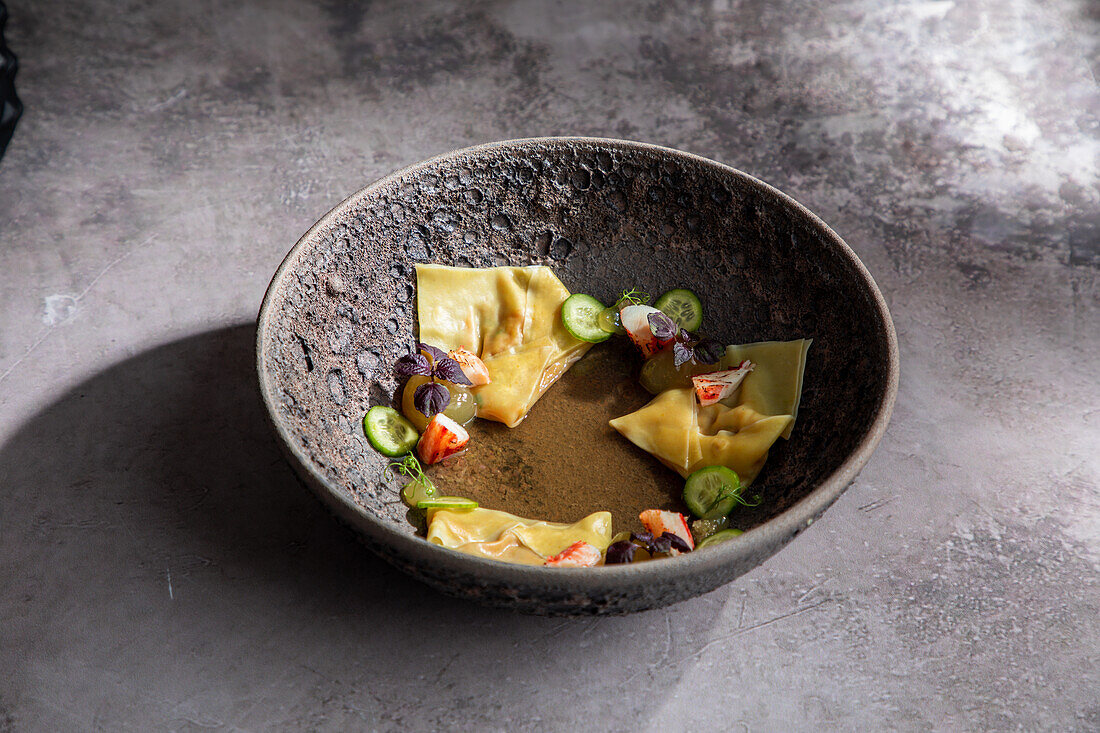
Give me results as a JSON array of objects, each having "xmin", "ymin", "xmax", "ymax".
[
  {"xmin": 0, "ymin": 324, "xmax": 728, "ymax": 726},
  {"xmin": 0, "ymin": 325, "xmax": 464, "ymax": 612}
]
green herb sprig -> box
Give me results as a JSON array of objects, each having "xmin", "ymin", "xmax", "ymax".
[
  {"xmin": 720, "ymin": 487, "xmax": 762, "ymax": 509},
  {"xmin": 617, "ymin": 288, "xmax": 651, "ymax": 307},
  {"xmin": 386, "ymin": 453, "xmax": 437, "ymax": 502}
]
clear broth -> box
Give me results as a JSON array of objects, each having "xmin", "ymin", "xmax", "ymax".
[{"xmin": 428, "ymin": 339, "xmax": 687, "ymax": 532}]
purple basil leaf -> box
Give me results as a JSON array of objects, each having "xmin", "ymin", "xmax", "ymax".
[
  {"xmin": 418, "ymin": 343, "xmax": 448, "ymax": 363},
  {"xmin": 647, "ymin": 312, "xmax": 677, "ymax": 341},
  {"xmin": 413, "ymin": 381, "xmax": 451, "ymax": 418},
  {"xmin": 605, "ymin": 540, "xmax": 637, "ymax": 565},
  {"xmin": 693, "ymin": 338, "xmax": 725, "ymax": 365},
  {"xmin": 647, "ymin": 534, "xmax": 673, "ymax": 554},
  {"xmin": 394, "ymin": 353, "xmax": 432, "ymax": 377},
  {"xmin": 433, "ymin": 357, "xmax": 473, "ymax": 386},
  {"xmin": 630, "ymin": 531, "xmax": 654, "ymax": 545},
  {"xmin": 663, "ymin": 532, "xmax": 693, "ymax": 553},
  {"xmin": 672, "ymin": 340, "xmax": 694, "ymax": 368}
]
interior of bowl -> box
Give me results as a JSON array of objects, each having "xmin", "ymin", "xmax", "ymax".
[{"xmin": 257, "ymin": 137, "xmax": 895, "ymax": 612}]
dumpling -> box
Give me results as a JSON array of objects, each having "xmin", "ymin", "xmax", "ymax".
[
  {"xmin": 426, "ymin": 507, "xmax": 613, "ymax": 566},
  {"xmin": 609, "ymin": 339, "xmax": 810, "ymax": 483},
  {"xmin": 415, "ymin": 265, "xmax": 592, "ymax": 427},
  {"xmin": 722, "ymin": 339, "xmax": 811, "ymax": 439},
  {"xmin": 607, "ymin": 387, "xmax": 697, "ymax": 475},
  {"xmin": 691, "ymin": 403, "xmax": 793, "ymax": 484},
  {"xmin": 609, "ymin": 387, "xmax": 792, "ymax": 484}
]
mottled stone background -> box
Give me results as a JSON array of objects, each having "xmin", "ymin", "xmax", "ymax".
[{"xmin": 1, "ymin": 0, "xmax": 1096, "ymax": 730}]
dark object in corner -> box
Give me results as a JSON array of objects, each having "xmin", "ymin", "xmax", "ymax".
[{"xmin": 0, "ymin": 1, "xmax": 22, "ymax": 161}]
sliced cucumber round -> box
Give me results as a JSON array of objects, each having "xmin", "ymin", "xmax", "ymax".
[
  {"xmin": 682, "ymin": 465, "xmax": 743, "ymax": 519},
  {"xmin": 416, "ymin": 496, "xmax": 479, "ymax": 510},
  {"xmin": 696, "ymin": 528, "xmax": 744, "ymax": 548},
  {"xmin": 655, "ymin": 288, "xmax": 703, "ymax": 332},
  {"xmin": 363, "ymin": 406, "xmax": 420, "ymax": 457},
  {"xmin": 561, "ymin": 293, "xmax": 611, "ymax": 343}
]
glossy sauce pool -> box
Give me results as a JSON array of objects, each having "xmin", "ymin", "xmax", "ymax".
[{"xmin": 426, "ymin": 339, "xmax": 687, "ymax": 532}]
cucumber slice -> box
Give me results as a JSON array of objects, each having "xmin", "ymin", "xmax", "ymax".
[
  {"xmin": 696, "ymin": 528, "xmax": 744, "ymax": 548},
  {"xmin": 363, "ymin": 406, "xmax": 420, "ymax": 457},
  {"xmin": 682, "ymin": 465, "xmax": 743, "ymax": 519},
  {"xmin": 561, "ymin": 294, "xmax": 612, "ymax": 343},
  {"xmin": 655, "ymin": 288, "xmax": 703, "ymax": 332},
  {"xmin": 416, "ymin": 496, "xmax": 478, "ymax": 510}
]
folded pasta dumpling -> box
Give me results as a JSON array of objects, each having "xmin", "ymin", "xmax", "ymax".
[
  {"xmin": 722, "ymin": 339, "xmax": 811, "ymax": 439},
  {"xmin": 415, "ymin": 265, "xmax": 592, "ymax": 427},
  {"xmin": 608, "ymin": 387, "xmax": 698, "ymax": 475},
  {"xmin": 610, "ymin": 339, "xmax": 810, "ymax": 483},
  {"xmin": 610, "ymin": 387, "xmax": 792, "ymax": 484},
  {"xmin": 426, "ymin": 507, "xmax": 613, "ymax": 566},
  {"xmin": 692, "ymin": 404, "xmax": 793, "ymax": 485}
]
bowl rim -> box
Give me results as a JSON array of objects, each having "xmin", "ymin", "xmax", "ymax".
[{"xmin": 256, "ymin": 136, "xmax": 899, "ymax": 590}]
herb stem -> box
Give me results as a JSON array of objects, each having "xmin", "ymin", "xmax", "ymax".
[
  {"xmin": 617, "ymin": 288, "xmax": 651, "ymax": 307},
  {"xmin": 386, "ymin": 453, "xmax": 438, "ymax": 498}
]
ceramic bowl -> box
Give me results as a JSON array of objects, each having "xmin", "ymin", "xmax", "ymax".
[{"xmin": 256, "ymin": 137, "xmax": 898, "ymax": 615}]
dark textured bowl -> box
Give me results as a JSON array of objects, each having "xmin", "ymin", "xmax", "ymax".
[{"xmin": 256, "ymin": 137, "xmax": 898, "ymax": 615}]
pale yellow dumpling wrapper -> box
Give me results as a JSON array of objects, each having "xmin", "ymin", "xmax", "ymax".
[
  {"xmin": 415, "ymin": 264, "xmax": 592, "ymax": 427},
  {"xmin": 723, "ymin": 339, "xmax": 812, "ymax": 439},
  {"xmin": 607, "ymin": 388, "xmax": 696, "ymax": 475},
  {"xmin": 426, "ymin": 507, "xmax": 613, "ymax": 566},
  {"xmin": 610, "ymin": 388, "xmax": 792, "ymax": 484},
  {"xmin": 610, "ymin": 339, "xmax": 810, "ymax": 483},
  {"xmin": 691, "ymin": 407, "xmax": 793, "ymax": 485}
]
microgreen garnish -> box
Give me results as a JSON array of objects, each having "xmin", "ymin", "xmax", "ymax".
[
  {"xmin": 671, "ymin": 329, "xmax": 724, "ymax": 368},
  {"xmin": 605, "ymin": 530, "xmax": 693, "ymax": 564},
  {"xmin": 394, "ymin": 352, "xmax": 431, "ymax": 377},
  {"xmin": 665, "ymin": 532, "xmax": 693, "ymax": 553},
  {"xmin": 393, "ymin": 342, "xmax": 473, "ymax": 418},
  {"xmin": 414, "ymin": 382, "xmax": 450, "ymax": 416},
  {"xmin": 432, "ymin": 357, "xmax": 470, "ymax": 384},
  {"xmin": 605, "ymin": 540, "xmax": 637, "ymax": 564},
  {"xmin": 647, "ymin": 533, "xmax": 673, "ymax": 554},
  {"xmin": 418, "ymin": 343, "xmax": 448, "ymax": 362},
  {"xmin": 672, "ymin": 340, "xmax": 693, "ymax": 368},
  {"xmin": 385, "ymin": 453, "xmax": 437, "ymax": 498},
  {"xmin": 617, "ymin": 288, "xmax": 651, "ymax": 307},
  {"xmin": 709, "ymin": 483, "xmax": 762, "ymax": 511},
  {"xmin": 692, "ymin": 337, "xmax": 725, "ymax": 365},
  {"xmin": 631, "ymin": 530, "xmax": 688, "ymax": 555},
  {"xmin": 647, "ymin": 311, "xmax": 678, "ymax": 341}
]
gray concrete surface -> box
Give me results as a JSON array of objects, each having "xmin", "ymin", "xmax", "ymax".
[{"xmin": 1, "ymin": 0, "xmax": 1097, "ymax": 730}]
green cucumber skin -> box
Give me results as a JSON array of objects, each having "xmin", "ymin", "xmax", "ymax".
[
  {"xmin": 417, "ymin": 498, "xmax": 478, "ymax": 510},
  {"xmin": 655, "ymin": 288, "xmax": 703, "ymax": 332},
  {"xmin": 697, "ymin": 528, "xmax": 744, "ymax": 548},
  {"xmin": 683, "ymin": 466, "xmax": 742, "ymax": 519},
  {"xmin": 364, "ymin": 406, "xmax": 419, "ymax": 457},
  {"xmin": 562, "ymin": 294, "xmax": 611, "ymax": 343}
]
